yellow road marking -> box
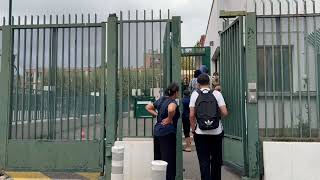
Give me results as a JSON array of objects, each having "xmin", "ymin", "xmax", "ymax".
[
  {"xmin": 6, "ymin": 172, "xmax": 50, "ymax": 180},
  {"xmin": 77, "ymin": 172, "xmax": 100, "ymax": 180}
]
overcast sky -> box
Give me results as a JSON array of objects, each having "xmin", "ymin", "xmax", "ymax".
[{"xmin": 0, "ymin": 0, "xmax": 212, "ymax": 46}]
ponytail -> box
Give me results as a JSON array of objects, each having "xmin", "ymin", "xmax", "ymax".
[{"xmin": 164, "ymin": 82, "xmax": 179, "ymax": 97}]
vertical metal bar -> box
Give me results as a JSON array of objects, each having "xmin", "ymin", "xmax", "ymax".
[
  {"xmin": 119, "ymin": 11, "xmax": 124, "ymax": 140},
  {"xmin": 27, "ymin": 16, "xmax": 34, "ymax": 139},
  {"xmin": 87, "ymin": 14, "xmax": 91, "ymax": 140},
  {"xmin": 271, "ymin": 14, "xmax": 277, "ymax": 137},
  {"xmin": 245, "ymin": 12, "xmax": 260, "ymax": 178},
  {"xmin": 80, "ymin": 14, "xmax": 84, "ymax": 140},
  {"xmin": 60, "ymin": 15, "xmax": 65, "ymax": 139},
  {"xmin": 105, "ymin": 14, "xmax": 119, "ymax": 180},
  {"xmin": 294, "ymin": 0, "xmax": 303, "ymax": 137},
  {"xmin": 73, "ymin": 14, "xmax": 78, "ymax": 140},
  {"xmin": 278, "ymin": 8, "xmax": 285, "ymax": 136},
  {"xmin": 235, "ymin": 21, "xmax": 240, "ymax": 137},
  {"xmin": 41, "ymin": 15, "xmax": 46, "ymax": 138},
  {"xmin": 143, "ymin": 10, "xmax": 146, "ymax": 137},
  {"xmin": 8, "ymin": 0, "xmax": 12, "ymax": 25},
  {"xmin": 233, "ymin": 24, "xmax": 237, "ymax": 136},
  {"xmin": 152, "ymin": 10, "xmax": 155, "ymax": 97},
  {"xmin": 67, "ymin": 14, "xmax": 71, "ymax": 139},
  {"xmin": 144, "ymin": 10, "xmax": 147, "ymax": 95},
  {"xmin": 312, "ymin": 0, "xmax": 320, "ymax": 138},
  {"xmin": 21, "ymin": 16, "xmax": 27, "ymax": 139},
  {"xmin": 226, "ymin": 28, "xmax": 230, "ymax": 134},
  {"xmin": 93, "ymin": 14, "xmax": 97, "ymax": 140},
  {"xmin": 97, "ymin": 20, "xmax": 105, "ymax": 176},
  {"xmin": 53, "ymin": 16, "xmax": 59, "ymax": 139},
  {"xmin": 14, "ymin": 17, "xmax": 21, "ymax": 139},
  {"xmin": 239, "ymin": 16, "xmax": 244, "ymax": 140},
  {"xmin": 47, "ymin": 15, "xmax": 52, "ymax": 139},
  {"xmin": 303, "ymin": 0, "xmax": 311, "ymax": 138},
  {"xmin": 34, "ymin": 16, "xmax": 40, "ymax": 139},
  {"xmin": 127, "ymin": 11, "xmax": 131, "ymax": 137},
  {"xmin": 171, "ymin": 16, "xmax": 183, "ymax": 180},
  {"xmin": 159, "ymin": 10, "xmax": 162, "ymax": 96},
  {"xmin": 262, "ymin": 2, "xmax": 268, "ymax": 137},
  {"xmin": 231, "ymin": 26, "xmax": 235, "ymax": 136},
  {"xmin": 9, "ymin": 16, "xmax": 14, "ymax": 140},
  {"xmin": 230, "ymin": 25, "xmax": 234, "ymax": 135},
  {"xmin": 0, "ymin": 25, "xmax": 13, "ymax": 168},
  {"xmin": 286, "ymin": 0, "xmax": 294, "ymax": 137},
  {"xmin": 135, "ymin": 10, "xmax": 139, "ymax": 136}
]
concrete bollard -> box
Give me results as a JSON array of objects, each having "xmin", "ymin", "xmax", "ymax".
[
  {"xmin": 151, "ymin": 160, "xmax": 168, "ymax": 180},
  {"xmin": 111, "ymin": 145, "xmax": 125, "ymax": 180}
]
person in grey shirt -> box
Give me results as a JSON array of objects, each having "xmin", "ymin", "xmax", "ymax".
[{"xmin": 188, "ymin": 69, "xmax": 202, "ymax": 93}]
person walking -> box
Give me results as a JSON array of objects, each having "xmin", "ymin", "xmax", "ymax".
[
  {"xmin": 189, "ymin": 69, "xmax": 202, "ymax": 93},
  {"xmin": 182, "ymin": 89, "xmax": 191, "ymax": 152},
  {"xmin": 189, "ymin": 74, "xmax": 228, "ymax": 180},
  {"xmin": 146, "ymin": 82, "xmax": 180, "ymax": 180}
]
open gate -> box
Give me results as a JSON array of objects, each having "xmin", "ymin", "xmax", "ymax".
[
  {"xmin": 220, "ymin": 13, "xmax": 260, "ymax": 179},
  {"xmin": 220, "ymin": 17, "xmax": 246, "ymax": 172},
  {"xmin": 181, "ymin": 47, "xmax": 211, "ymax": 91}
]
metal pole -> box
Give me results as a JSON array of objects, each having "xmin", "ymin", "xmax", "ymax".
[{"xmin": 9, "ymin": 0, "xmax": 13, "ymax": 25}]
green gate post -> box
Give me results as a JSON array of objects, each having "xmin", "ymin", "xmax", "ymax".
[
  {"xmin": 243, "ymin": 12, "xmax": 260, "ymax": 180},
  {"xmin": 0, "ymin": 26, "xmax": 12, "ymax": 169},
  {"xmin": 104, "ymin": 14, "xmax": 118, "ymax": 180},
  {"xmin": 171, "ymin": 16, "xmax": 183, "ymax": 180},
  {"xmin": 203, "ymin": 47, "xmax": 211, "ymax": 74}
]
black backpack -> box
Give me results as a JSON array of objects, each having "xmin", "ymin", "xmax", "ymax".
[{"xmin": 195, "ymin": 89, "xmax": 220, "ymax": 130}]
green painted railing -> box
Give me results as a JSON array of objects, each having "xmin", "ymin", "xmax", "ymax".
[{"xmin": 256, "ymin": 0, "xmax": 320, "ymax": 140}]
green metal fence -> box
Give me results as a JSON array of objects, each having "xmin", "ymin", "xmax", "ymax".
[
  {"xmin": 255, "ymin": 0, "xmax": 320, "ymax": 141},
  {"xmin": 116, "ymin": 10, "xmax": 171, "ymax": 139},
  {"xmin": 219, "ymin": 1, "xmax": 320, "ymax": 179},
  {"xmin": 0, "ymin": 14, "xmax": 107, "ymax": 174},
  {"xmin": 113, "ymin": 11, "xmax": 183, "ymax": 179},
  {"xmin": 0, "ymin": 12, "xmax": 182, "ymax": 179}
]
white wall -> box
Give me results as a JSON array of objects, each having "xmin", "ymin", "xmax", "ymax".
[
  {"xmin": 204, "ymin": 0, "xmax": 224, "ymax": 73},
  {"xmin": 263, "ymin": 141, "xmax": 320, "ymax": 180}
]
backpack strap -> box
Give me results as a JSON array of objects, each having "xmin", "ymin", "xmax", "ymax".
[{"xmin": 196, "ymin": 89, "xmax": 203, "ymax": 95}]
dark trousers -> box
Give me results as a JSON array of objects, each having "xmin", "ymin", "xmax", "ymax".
[
  {"xmin": 194, "ymin": 133, "xmax": 223, "ymax": 180},
  {"xmin": 154, "ymin": 133, "xmax": 177, "ymax": 180},
  {"xmin": 182, "ymin": 115, "xmax": 190, "ymax": 138}
]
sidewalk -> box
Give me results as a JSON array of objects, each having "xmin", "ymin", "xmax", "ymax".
[{"xmin": 183, "ymin": 150, "xmax": 241, "ymax": 180}]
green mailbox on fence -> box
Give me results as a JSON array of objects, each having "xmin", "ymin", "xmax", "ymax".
[{"xmin": 134, "ymin": 96, "xmax": 156, "ymax": 118}]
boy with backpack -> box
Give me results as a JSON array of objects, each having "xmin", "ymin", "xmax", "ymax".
[{"xmin": 189, "ymin": 74, "xmax": 228, "ymax": 180}]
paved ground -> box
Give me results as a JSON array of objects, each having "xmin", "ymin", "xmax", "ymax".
[
  {"xmin": 1, "ymin": 172, "xmax": 100, "ymax": 180},
  {"xmin": 183, "ymin": 147, "xmax": 241, "ymax": 180},
  {"xmin": 4, "ymin": 111, "xmax": 242, "ymax": 180}
]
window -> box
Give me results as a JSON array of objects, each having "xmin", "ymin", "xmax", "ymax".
[{"xmin": 257, "ymin": 46, "xmax": 292, "ymax": 92}]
